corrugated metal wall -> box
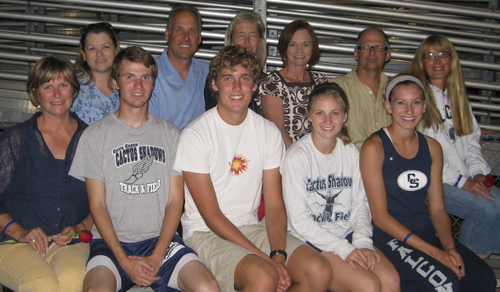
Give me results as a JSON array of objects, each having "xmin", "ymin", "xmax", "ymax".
[{"xmin": 0, "ymin": 0, "xmax": 498, "ymax": 129}]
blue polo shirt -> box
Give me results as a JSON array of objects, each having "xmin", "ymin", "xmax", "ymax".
[{"xmin": 149, "ymin": 50, "xmax": 209, "ymax": 129}]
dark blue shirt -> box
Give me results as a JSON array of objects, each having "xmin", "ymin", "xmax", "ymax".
[{"xmin": 0, "ymin": 112, "xmax": 89, "ymax": 242}]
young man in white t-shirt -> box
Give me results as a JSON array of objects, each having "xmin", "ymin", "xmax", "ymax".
[
  {"xmin": 174, "ymin": 46, "xmax": 331, "ymax": 292},
  {"xmin": 70, "ymin": 46, "xmax": 218, "ymax": 292}
]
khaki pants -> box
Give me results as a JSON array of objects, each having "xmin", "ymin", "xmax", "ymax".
[{"xmin": 0, "ymin": 241, "xmax": 89, "ymax": 292}]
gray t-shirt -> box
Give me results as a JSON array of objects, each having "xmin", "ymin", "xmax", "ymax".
[{"xmin": 70, "ymin": 113, "xmax": 181, "ymax": 243}]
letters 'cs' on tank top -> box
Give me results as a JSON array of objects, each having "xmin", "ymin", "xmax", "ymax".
[{"xmin": 376, "ymin": 129, "xmax": 433, "ymax": 232}]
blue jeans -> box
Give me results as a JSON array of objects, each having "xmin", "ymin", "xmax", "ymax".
[{"xmin": 443, "ymin": 184, "xmax": 500, "ymax": 255}]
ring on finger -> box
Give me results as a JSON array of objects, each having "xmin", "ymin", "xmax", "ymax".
[{"xmin": 32, "ymin": 239, "xmax": 36, "ymax": 243}]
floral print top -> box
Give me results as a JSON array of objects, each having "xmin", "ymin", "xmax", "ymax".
[{"xmin": 71, "ymin": 75, "xmax": 120, "ymax": 125}]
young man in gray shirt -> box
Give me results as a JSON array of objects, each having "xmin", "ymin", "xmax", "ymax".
[{"xmin": 70, "ymin": 46, "xmax": 218, "ymax": 292}]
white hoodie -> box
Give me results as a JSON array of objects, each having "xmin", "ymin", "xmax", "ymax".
[
  {"xmin": 281, "ymin": 134, "xmax": 373, "ymax": 261},
  {"xmin": 422, "ymin": 85, "xmax": 490, "ymax": 188}
]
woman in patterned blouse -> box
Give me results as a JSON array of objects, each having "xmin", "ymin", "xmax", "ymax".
[
  {"xmin": 258, "ymin": 20, "xmax": 327, "ymax": 148},
  {"xmin": 71, "ymin": 22, "xmax": 120, "ymax": 125}
]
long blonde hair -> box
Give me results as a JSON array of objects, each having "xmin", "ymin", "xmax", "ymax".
[{"xmin": 409, "ymin": 34, "xmax": 473, "ymax": 136}]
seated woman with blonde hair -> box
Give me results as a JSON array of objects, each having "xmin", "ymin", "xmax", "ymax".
[{"xmin": 409, "ymin": 34, "xmax": 500, "ymax": 259}]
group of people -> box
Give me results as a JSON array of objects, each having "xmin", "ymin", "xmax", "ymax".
[{"xmin": 0, "ymin": 4, "xmax": 499, "ymax": 292}]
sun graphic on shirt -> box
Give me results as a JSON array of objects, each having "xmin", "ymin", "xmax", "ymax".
[{"xmin": 230, "ymin": 154, "xmax": 248, "ymax": 176}]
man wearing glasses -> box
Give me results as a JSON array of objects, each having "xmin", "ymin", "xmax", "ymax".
[{"xmin": 332, "ymin": 27, "xmax": 392, "ymax": 149}]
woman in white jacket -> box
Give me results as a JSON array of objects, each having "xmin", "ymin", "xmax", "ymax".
[
  {"xmin": 281, "ymin": 83, "xmax": 399, "ymax": 292},
  {"xmin": 409, "ymin": 34, "xmax": 500, "ymax": 258}
]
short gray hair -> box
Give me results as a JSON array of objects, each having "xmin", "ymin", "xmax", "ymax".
[
  {"xmin": 356, "ymin": 27, "xmax": 390, "ymax": 48},
  {"xmin": 167, "ymin": 5, "xmax": 202, "ymax": 34}
]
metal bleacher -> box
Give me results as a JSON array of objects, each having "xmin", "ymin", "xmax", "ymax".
[{"xmin": 0, "ymin": 0, "xmax": 499, "ymax": 290}]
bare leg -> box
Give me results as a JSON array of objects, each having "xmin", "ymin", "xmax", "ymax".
[
  {"xmin": 83, "ymin": 266, "xmax": 116, "ymax": 292},
  {"xmin": 322, "ymin": 247, "xmax": 400, "ymax": 292},
  {"xmin": 177, "ymin": 260, "xmax": 219, "ymax": 292},
  {"xmin": 372, "ymin": 247, "xmax": 400, "ymax": 292},
  {"xmin": 234, "ymin": 254, "xmax": 279, "ymax": 292},
  {"xmin": 286, "ymin": 245, "xmax": 331, "ymax": 292}
]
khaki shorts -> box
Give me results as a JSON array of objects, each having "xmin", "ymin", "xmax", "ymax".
[{"xmin": 185, "ymin": 223, "xmax": 304, "ymax": 292}]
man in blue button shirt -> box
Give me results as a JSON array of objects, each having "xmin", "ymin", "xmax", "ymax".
[{"xmin": 149, "ymin": 5, "xmax": 209, "ymax": 129}]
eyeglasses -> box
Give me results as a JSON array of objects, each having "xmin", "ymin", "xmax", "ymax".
[
  {"xmin": 356, "ymin": 45, "xmax": 388, "ymax": 52},
  {"xmin": 423, "ymin": 51, "xmax": 451, "ymax": 60}
]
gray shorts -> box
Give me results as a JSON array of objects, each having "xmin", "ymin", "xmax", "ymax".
[{"xmin": 184, "ymin": 223, "xmax": 304, "ymax": 292}]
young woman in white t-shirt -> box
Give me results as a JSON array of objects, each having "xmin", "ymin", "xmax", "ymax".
[{"xmin": 281, "ymin": 83, "xmax": 400, "ymax": 292}]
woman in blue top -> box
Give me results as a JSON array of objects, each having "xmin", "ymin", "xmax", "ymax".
[
  {"xmin": 0, "ymin": 55, "xmax": 93, "ymax": 292},
  {"xmin": 72, "ymin": 22, "xmax": 120, "ymax": 125},
  {"xmin": 360, "ymin": 74, "xmax": 495, "ymax": 291}
]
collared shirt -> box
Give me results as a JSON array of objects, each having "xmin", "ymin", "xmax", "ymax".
[
  {"xmin": 0, "ymin": 112, "xmax": 89, "ymax": 242},
  {"xmin": 149, "ymin": 50, "xmax": 209, "ymax": 129},
  {"xmin": 71, "ymin": 75, "xmax": 120, "ymax": 125},
  {"xmin": 332, "ymin": 69, "xmax": 392, "ymax": 149}
]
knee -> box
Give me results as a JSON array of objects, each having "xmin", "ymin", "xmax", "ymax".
[
  {"xmin": 84, "ymin": 287, "xmax": 107, "ymax": 292},
  {"xmin": 196, "ymin": 277, "xmax": 220, "ymax": 292},
  {"xmin": 84, "ymin": 287, "xmax": 114, "ymax": 292},
  {"xmin": 249, "ymin": 264, "xmax": 279, "ymax": 291},
  {"xmin": 82, "ymin": 266, "xmax": 116, "ymax": 292},
  {"xmin": 83, "ymin": 279, "xmax": 114, "ymax": 292},
  {"xmin": 18, "ymin": 276, "xmax": 59, "ymax": 292},
  {"xmin": 299, "ymin": 254, "xmax": 332, "ymax": 290},
  {"xmin": 473, "ymin": 201, "xmax": 498, "ymax": 221},
  {"xmin": 359, "ymin": 276, "xmax": 381, "ymax": 292},
  {"xmin": 56, "ymin": 265, "xmax": 86, "ymax": 292},
  {"xmin": 380, "ymin": 269, "xmax": 400, "ymax": 292},
  {"xmin": 236, "ymin": 255, "xmax": 281, "ymax": 291}
]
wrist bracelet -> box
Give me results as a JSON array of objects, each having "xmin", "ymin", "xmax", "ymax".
[
  {"xmin": 2, "ymin": 220, "xmax": 16, "ymax": 234},
  {"xmin": 269, "ymin": 249, "xmax": 287, "ymax": 261},
  {"xmin": 80, "ymin": 221, "xmax": 88, "ymax": 231},
  {"xmin": 404, "ymin": 232, "xmax": 414, "ymax": 244}
]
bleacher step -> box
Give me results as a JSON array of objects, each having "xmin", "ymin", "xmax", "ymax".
[{"xmin": 484, "ymin": 258, "xmax": 500, "ymax": 291}]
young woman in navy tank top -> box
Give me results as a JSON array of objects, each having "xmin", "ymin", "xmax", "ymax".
[{"xmin": 360, "ymin": 74, "xmax": 495, "ymax": 292}]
